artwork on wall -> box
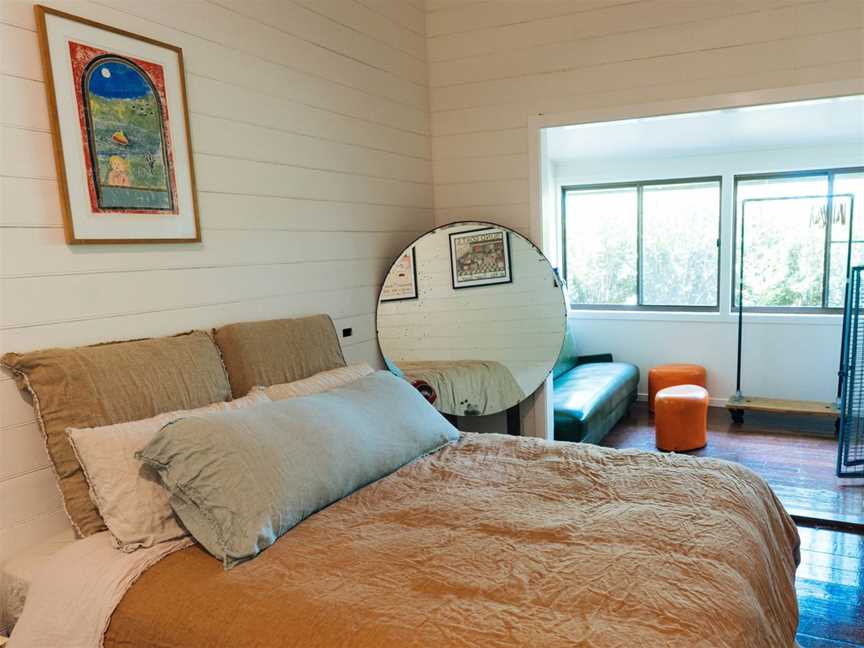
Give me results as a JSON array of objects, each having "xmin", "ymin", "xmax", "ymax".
[
  {"xmin": 380, "ymin": 246, "xmax": 418, "ymax": 301},
  {"xmin": 35, "ymin": 5, "xmax": 200, "ymax": 244},
  {"xmin": 449, "ymin": 227, "xmax": 512, "ymax": 289}
]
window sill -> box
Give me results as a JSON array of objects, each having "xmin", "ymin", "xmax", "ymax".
[{"xmin": 567, "ymin": 307, "xmax": 843, "ymax": 326}]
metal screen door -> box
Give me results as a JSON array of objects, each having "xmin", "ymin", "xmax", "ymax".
[{"xmin": 838, "ymin": 265, "xmax": 864, "ymax": 477}]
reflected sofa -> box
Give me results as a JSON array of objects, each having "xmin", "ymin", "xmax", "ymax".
[{"xmin": 552, "ymin": 325, "xmax": 639, "ymax": 445}]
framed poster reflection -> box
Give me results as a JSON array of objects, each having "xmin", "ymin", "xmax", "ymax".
[
  {"xmin": 449, "ymin": 227, "xmax": 512, "ymax": 289},
  {"xmin": 381, "ymin": 246, "xmax": 418, "ymax": 301}
]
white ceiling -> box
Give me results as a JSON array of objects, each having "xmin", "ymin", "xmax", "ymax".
[{"xmin": 546, "ymin": 96, "xmax": 864, "ymax": 163}]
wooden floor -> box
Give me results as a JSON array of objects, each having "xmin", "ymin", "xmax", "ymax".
[
  {"xmin": 603, "ymin": 403, "xmax": 864, "ymax": 646},
  {"xmin": 603, "ymin": 403, "xmax": 864, "ymax": 526},
  {"xmin": 796, "ymin": 527, "xmax": 864, "ymax": 647}
]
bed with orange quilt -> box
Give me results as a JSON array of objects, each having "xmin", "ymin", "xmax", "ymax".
[{"xmin": 101, "ymin": 433, "xmax": 800, "ymax": 648}]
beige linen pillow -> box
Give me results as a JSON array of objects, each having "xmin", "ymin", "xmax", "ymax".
[
  {"xmin": 214, "ymin": 314, "xmax": 346, "ymax": 397},
  {"xmin": 67, "ymin": 392, "xmax": 270, "ymax": 552},
  {"xmin": 253, "ymin": 364, "xmax": 374, "ymax": 400},
  {"xmin": 0, "ymin": 330, "xmax": 231, "ymax": 536}
]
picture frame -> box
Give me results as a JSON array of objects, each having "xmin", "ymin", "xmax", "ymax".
[
  {"xmin": 449, "ymin": 227, "xmax": 512, "ymax": 289},
  {"xmin": 380, "ymin": 246, "xmax": 418, "ymax": 302},
  {"xmin": 35, "ymin": 5, "xmax": 200, "ymax": 244}
]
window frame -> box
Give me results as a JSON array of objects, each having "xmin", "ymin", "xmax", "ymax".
[
  {"xmin": 731, "ymin": 166, "xmax": 864, "ymax": 314},
  {"xmin": 561, "ymin": 175, "xmax": 723, "ymax": 312}
]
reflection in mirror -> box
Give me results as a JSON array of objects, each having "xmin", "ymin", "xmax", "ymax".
[{"xmin": 377, "ymin": 222, "xmax": 567, "ymax": 418}]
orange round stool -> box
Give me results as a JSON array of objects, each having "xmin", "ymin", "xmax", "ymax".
[
  {"xmin": 648, "ymin": 363, "xmax": 706, "ymax": 412},
  {"xmin": 654, "ymin": 385, "xmax": 709, "ymax": 452}
]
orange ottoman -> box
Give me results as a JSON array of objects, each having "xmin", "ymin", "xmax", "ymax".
[
  {"xmin": 648, "ymin": 363, "xmax": 706, "ymax": 412},
  {"xmin": 654, "ymin": 385, "xmax": 709, "ymax": 452}
]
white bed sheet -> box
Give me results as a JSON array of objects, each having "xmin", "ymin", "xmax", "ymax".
[{"xmin": 0, "ymin": 527, "xmax": 76, "ymax": 634}]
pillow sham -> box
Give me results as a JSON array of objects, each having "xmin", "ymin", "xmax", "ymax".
[
  {"xmin": 138, "ymin": 371, "xmax": 460, "ymax": 569},
  {"xmin": 68, "ymin": 392, "xmax": 270, "ymax": 552},
  {"xmin": 0, "ymin": 330, "xmax": 232, "ymax": 537},
  {"xmin": 214, "ymin": 315, "xmax": 346, "ymax": 397},
  {"xmin": 252, "ymin": 363, "xmax": 374, "ymax": 400}
]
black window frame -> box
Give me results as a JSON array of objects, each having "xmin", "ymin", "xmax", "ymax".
[
  {"xmin": 732, "ymin": 166, "xmax": 864, "ymax": 314},
  {"xmin": 561, "ymin": 175, "xmax": 723, "ymax": 312}
]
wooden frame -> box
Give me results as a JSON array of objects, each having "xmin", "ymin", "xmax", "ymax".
[
  {"xmin": 35, "ymin": 5, "xmax": 201, "ymax": 244},
  {"xmin": 448, "ymin": 227, "xmax": 513, "ymax": 290}
]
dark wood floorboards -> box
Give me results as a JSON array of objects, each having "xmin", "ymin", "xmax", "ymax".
[
  {"xmin": 796, "ymin": 528, "xmax": 864, "ymax": 646},
  {"xmin": 603, "ymin": 403, "xmax": 864, "ymax": 526},
  {"xmin": 601, "ymin": 403, "xmax": 864, "ymax": 646}
]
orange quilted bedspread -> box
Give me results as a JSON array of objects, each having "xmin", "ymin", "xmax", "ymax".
[{"xmin": 106, "ymin": 433, "xmax": 800, "ymax": 648}]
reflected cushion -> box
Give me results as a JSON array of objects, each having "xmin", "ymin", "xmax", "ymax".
[{"xmin": 138, "ymin": 371, "xmax": 460, "ymax": 569}]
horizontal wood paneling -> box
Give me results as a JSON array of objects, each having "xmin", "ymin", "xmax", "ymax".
[
  {"xmin": 426, "ymin": 0, "xmax": 864, "ymax": 231},
  {"xmin": 427, "ymin": 0, "xmax": 805, "ymax": 62},
  {"xmin": 3, "ymin": 4, "xmax": 428, "ymax": 133},
  {"xmin": 0, "ymin": 0, "xmax": 431, "ymax": 561},
  {"xmin": 359, "ymin": 0, "xmax": 426, "ymax": 35},
  {"xmin": 0, "ymin": 177, "xmax": 431, "ymax": 231},
  {"xmin": 1, "ymin": 126, "xmax": 433, "ymax": 206},
  {"xmin": 293, "ymin": 0, "xmax": 427, "ymax": 60},
  {"xmin": 0, "ymin": 228, "xmax": 417, "ymax": 278},
  {"xmin": 426, "ymin": 0, "xmax": 630, "ymax": 38},
  {"xmin": 430, "ymin": 59, "xmax": 864, "ymax": 137},
  {"xmin": 0, "ymin": 421, "xmax": 48, "ymax": 482},
  {"xmin": 0, "ymin": 71, "xmax": 431, "ymax": 162},
  {"xmin": 431, "ymin": 29, "xmax": 863, "ymax": 113},
  {"xmin": 212, "ymin": 0, "xmax": 427, "ymax": 84}
]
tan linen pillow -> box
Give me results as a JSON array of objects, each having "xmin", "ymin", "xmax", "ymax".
[
  {"xmin": 214, "ymin": 314, "xmax": 346, "ymax": 397},
  {"xmin": 0, "ymin": 331, "xmax": 232, "ymax": 537},
  {"xmin": 67, "ymin": 392, "xmax": 270, "ymax": 552},
  {"xmin": 253, "ymin": 364, "xmax": 374, "ymax": 401}
]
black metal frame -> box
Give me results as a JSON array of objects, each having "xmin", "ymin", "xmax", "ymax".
[
  {"xmin": 734, "ymin": 193, "xmax": 855, "ymax": 403},
  {"xmin": 837, "ymin": 265, "xmax": 864, "ymax": 478},
  {"xmin": 561, "ymin": 176, "xmax": 722, "ymax": 311},
  {"xmin": 731, "ymin": 166, "xmax": 864, "ymax": 313}
]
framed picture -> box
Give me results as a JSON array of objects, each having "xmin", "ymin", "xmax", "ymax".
[
  {"xmin": 449, "ymin": 227, "xmax": 512, "ymax": 289},
  {"xmin": 35, "ymin": 6, "xmax": 200, "ymax": 244},
  {"xmin": 380, "ymin": 247, "xmax": 418, "ymax": 302}
]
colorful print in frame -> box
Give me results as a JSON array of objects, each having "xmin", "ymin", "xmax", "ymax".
[
  {"xmin": 449, "ymin": 227, "xmax": 512, "ymax": 289},
  {"xmin": 35, "ymin": 6, "xmax": 200, "ymax": 243}
]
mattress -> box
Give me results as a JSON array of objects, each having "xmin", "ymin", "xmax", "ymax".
[
  {"xmin": 0, "ymin": 528, "xmax": 76, "ymax": 633},
  {"xmin": 104, "ymin": 433, "xmax": 800, "ymax": 647}
]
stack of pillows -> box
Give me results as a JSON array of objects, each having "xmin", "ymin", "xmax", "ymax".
[{"xmin": 67, "ymin": 364, "xmax": 460, "ymax": 569}]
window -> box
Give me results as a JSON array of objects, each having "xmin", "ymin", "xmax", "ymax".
[
  {"xmin": 733, "ymin": 168, "xmax": 864, "ymax": 311},
  {"xmin": 562, "ymin": 177, "xmax": 721, "ymax": 310}
]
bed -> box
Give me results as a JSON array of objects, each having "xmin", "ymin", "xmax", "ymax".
[{"xmin": 1, "ymin": 315, "xmax": 801, "ymax": 647}]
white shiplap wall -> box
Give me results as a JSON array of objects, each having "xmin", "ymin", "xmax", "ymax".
[
  {"xmin": 0, "ymin": 0, "xmax": 432, "ymax": 560},
  {"xmin": 426, "ymin": 0, "xmax": 864, "ymax": 232}
]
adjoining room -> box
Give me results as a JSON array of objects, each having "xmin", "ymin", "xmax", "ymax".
[{"xmin": 541, "ymin": 96, "xmax": 864, "ymax": 528}]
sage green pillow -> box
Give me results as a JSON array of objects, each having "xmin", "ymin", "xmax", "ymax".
[{"xmin": 137, "ymin": 371, "xmax": 459, "ymax": 569}]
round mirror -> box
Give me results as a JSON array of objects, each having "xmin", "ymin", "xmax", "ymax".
[{"xmin": 376, "ymin": 221, "xmax": 567, "ymax": 418}]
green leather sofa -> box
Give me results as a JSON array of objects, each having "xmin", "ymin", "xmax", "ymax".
[{"xmin": 553, "ymin": 326, "xmax": 639, "ymax": 445}]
